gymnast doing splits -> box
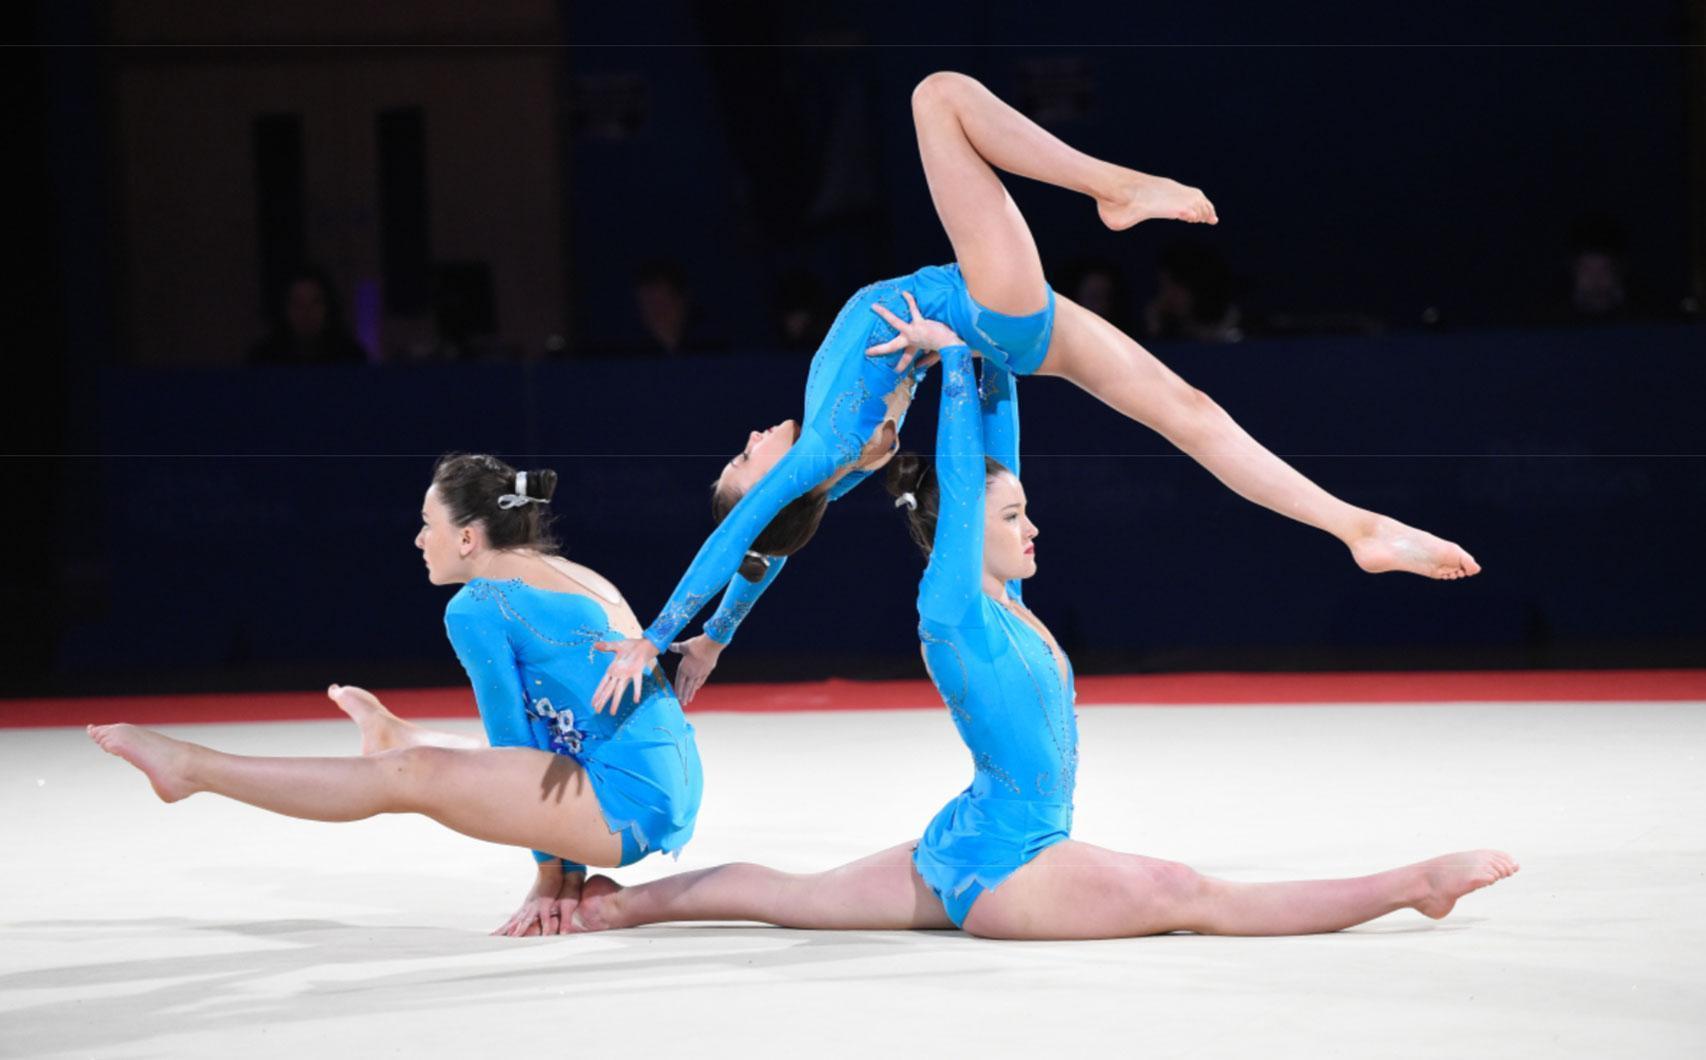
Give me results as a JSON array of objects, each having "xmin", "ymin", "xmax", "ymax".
[
  {"xmin": 88, "ymin": 454, "xmax": 701, "ymax": 937},
  {"xmin": 571, "ymin": 307, "xmax": 1516, "ymax": 940},
  {"xmin": 596, "ymin": 71, "xmax": 1478, "ymax": 713}
]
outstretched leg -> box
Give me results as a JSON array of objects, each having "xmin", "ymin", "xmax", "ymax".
[
  {"xmin": 910, "ymin": 70, "xmax": 1214, "ymax": 317},
  {"xmin": 911, "ymin": 74, "xmax": 1474, "ymax": 579},
  {"xmin": 575, "ymin": 841, "xmax": 953, "ymax": 932},
  {"xmin": 1040, "ymin": 296, "xmax": 1480, "ymax": 579},
  {"xmin": 962, "ymin": 840, "xmax": 1519, "ymax": 941},
  {"xmin": 87, "ymin": 723, "xmax": 624, "ymax": 866},
  {"xmin": 328, "ymin": 683, "xmax": 482, "ymax": 755}
]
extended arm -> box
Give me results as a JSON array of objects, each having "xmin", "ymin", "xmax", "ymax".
[
  {"xmin": 978, "ymin": 357, "xmax": 1024, "ymax": 603},
  {"xmin": 703, "ymin": 555, "xmax": 788, "ymax": 645},
  {"xmin": 641, "ymin": 439, "xmax": 838, "ymax": 652},
  {"xmin": 918, "ymin": 343, "xmax": 986, "ymax": 626}
]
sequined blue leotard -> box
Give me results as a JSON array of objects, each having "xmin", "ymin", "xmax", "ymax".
[
  {"xmin": 910, "ymin": 343, "xmax": 1078, "ymax": 928},
  {"xmin": 646, "ymin": 263, "xmax": 1057, "ymax": 652},
  {"xmin": 446, "ymin": 579, "xmax": 702, "ymax": 871}
]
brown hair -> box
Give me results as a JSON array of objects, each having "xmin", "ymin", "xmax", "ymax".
[
  {"xmin": 710, "ymin": 482, "xmax": 830, "ymax": 582},
  {"xmin": 883, "ymin": 451, "xmax": 1009, "ymax": 561},
  {"xmin": 432, "ymin": 453, "xmax": 561, "ymax": 553}
]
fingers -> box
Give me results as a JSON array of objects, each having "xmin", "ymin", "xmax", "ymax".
[
  {"xmin": 894, "ymin": 348, "xmax": 917, "ymax": 372},
  {"xmin": 902, "ymin": 290, "xmax": 921, "ymax": 321},
  {"xmin": 865, "ymin": 334, "xmax": 908, "ymax": 357},
  {"xmin": 870, "ymin": 302, "xmax": 904, "ymax": 329},
  {"xmin": 667, "ymin": 641, "xmax": 685, "ymax": 655},
  {"xmin": 631, "ymin": 672, "xmax": 644, "ymax": 706}
]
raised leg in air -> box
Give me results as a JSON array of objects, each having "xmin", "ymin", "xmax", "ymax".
[{"xmin": 86, "ymin": 722, "xmax": 624, "ymax": 866}]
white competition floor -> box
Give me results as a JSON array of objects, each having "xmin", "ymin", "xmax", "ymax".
[{"xmin": 4, "ymin": 700, "xmax": 1703, "ymax": 1059}]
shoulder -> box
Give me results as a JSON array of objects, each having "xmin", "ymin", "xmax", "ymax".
[{"xmin": 444, "ymin": 580, "xmax": 507, "ymax": 624}]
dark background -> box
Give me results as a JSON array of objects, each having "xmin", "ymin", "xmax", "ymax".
[{"xmin": 11, "ymin": 1, "xmax": 1705, "ymax": 697}]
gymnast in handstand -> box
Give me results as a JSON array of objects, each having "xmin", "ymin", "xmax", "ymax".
[
  {"xmin": 88, "ymin": 454, "xmax": 701, "ymax": 937},
  {"xmin": 572, "ymin": 307, "xmax": 1516, "ymax": 940},
  {"xmin": 596, "ymin": 71, "xmax": 1477, "ymax": 712}
]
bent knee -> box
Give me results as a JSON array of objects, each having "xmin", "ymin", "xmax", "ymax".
[{"xmin": 912, "ymin": 71, "xmax": 977, "ymax": 115}]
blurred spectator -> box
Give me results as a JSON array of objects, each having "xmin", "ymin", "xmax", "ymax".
[
  {"xmin": 631, "ymin": 259, "xmax": 721, "ymax": 354},
  {"xmin": 775, "ymin": 268, "xmax": 830, "ymax": 351},
  {"xmin": 1058, "ymin": 257, "xmax": 1134, "ymax": 334},
  {"xmin": 249, "ymin": 265, "xmax": 367, "ymax": 364},
  {"xmin": 1561, "ymin": 212, "xmax": 1633, "ymax": 322},
  {"xmin": 1145, "ymin": 241, "xmax": 1243, "ymax": 343}
]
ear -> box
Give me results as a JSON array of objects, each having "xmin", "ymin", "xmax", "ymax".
[{"xmin": 458, "ymin": 524, "xmax": 478, "ymax": 557}]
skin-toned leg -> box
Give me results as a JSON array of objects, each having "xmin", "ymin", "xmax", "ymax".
[
  {"xmin": 910, "ymin": 70, "xmax": 1214, "ymax": 316},
  {"xmin": 86, "ymin": 723, "xmax": 624, "ymax": 867},
  {"xmin": 1040, "ymin": 296, "xmax": 1480, "ymax": 578},
  {"xmin": 328, "ymin": 684, "xmax": 482, "ymax": 755},
  {"xmin": 961, "ymin": 840, "xmax": 1520, "ymax": 941},
  {"xmin": 575, "ymin": 841, "xmax": 953, "ymax": 932},
  {"xmin": 912, "ymin": 73, "xmax": 1476, "ymax": 579}
]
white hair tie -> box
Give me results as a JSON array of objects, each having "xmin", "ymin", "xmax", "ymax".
[
  {"xmin": 893, "ymin": 491, "xmax": 917, "ymax": 511},
  {"xmin": 497, "ymin": 470, "xmax": 544, "ymax": 510}
]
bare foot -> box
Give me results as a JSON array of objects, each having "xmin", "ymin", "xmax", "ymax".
[
  {"xmin": 1098, "ymin": 170, "xmax": 1218, "ymax": 230},
  {"xmin": 86, "ymin": 723, "xmax": 199, "ymax": 802},
  {"xmin": 1412, "ymin": 849, "xmax": 1520, "ymax": 919},
  {"xmin": 327, "ymin": 684, "xmax": 413, "ymax": 754},
  {"xmin": 570, "ymin": 874, "xmax": 627, "ymax": 932},
  {"xmin": 1349, "ymin": 515, "xmax": 1482, "ymax": 580}
]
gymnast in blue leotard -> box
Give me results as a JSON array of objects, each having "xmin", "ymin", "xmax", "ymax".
[
  {"xmin": 599, "ymin": 71, "xmax": 1477, "ymax": 711},
  {"xmin": 566, "ymin": 306, "xmax": 1518, "ymax": 940},
  {"xmin": 89, "ymin": 453, "xmax": 701, "ymax": 938}
]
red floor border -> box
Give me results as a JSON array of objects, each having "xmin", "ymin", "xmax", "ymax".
[{"xmin": 5, "ymin": 669, "xmax": 1702, "ymax": 729}]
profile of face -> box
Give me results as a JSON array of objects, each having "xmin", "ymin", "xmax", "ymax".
[
  {"xmin": 415, "ymin": 485, "xmax": 482, "ymax": 585},
  {"xmin": 984, "ymin": 470, "xmax": 1039, "ymax": 584},
  {"xmin": 716, "ymin": 419, "xmax": 800, "ymax": 497},
  {"xmin": 286, "ymin": 278, "xmax": 330, "ymax": 341}
]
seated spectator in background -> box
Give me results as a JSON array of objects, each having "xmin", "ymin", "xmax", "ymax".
[
  {"xmin": 775, "ymin": 269, "xmax": 830, "ymax": 352},
  {"xmin": 1144, "ymin": 240, "xmax": 1243, "ymax": 343},
  {"xmin": 1059, "ymin": 257, "xmax": 1135, "ymax": 335},
  {"xmin": 631, "ymin": 259, "xmax": 721, "ymax": 355},
  {"xmin": 1562, "ymin": 212, "xmax": 1633, "ymax": 322},
  {"xmin": 249, "ymin": 265, "xmax": 368, "ymax": 364}
]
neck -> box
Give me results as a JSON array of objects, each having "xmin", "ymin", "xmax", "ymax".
[{"xmin": 981, "ymin": 570, "xmax": 1008, "ymax": 599}]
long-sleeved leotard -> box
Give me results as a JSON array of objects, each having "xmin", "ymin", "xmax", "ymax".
[
  {"xmin": 910, "ymin": 342, "xmax": 1078, "ymax": 929},
  {"xmin": 645, "ymin": 263, "xmax": 1056, "ymax": 652},
  {"xmin": 445, "ymin": 579, "xmax": 703, "ymax": 868}
]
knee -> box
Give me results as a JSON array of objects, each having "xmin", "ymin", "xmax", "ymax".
[
  {"xmin": 1135, "ymin": 859, "xmax": 1207, "ymax": 923},
  {"xmin": 912, "ymin": 71, "xmax": 975, "ymax": 116},
  {"xmin": 374, "ymin": 746, "xmax": 454, "ymax": 808},
  {"xmin": 1162, "ymin": 384, "xmax": 1226, "ymax": 444}
]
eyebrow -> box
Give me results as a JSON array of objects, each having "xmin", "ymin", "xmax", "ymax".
[{"xmin": 1001, "ymin": 503, "xmax": 1022, "ymax": 512}]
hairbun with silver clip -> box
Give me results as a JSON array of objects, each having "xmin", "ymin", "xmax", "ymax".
[
  {"xmin": 497, "ymin": 470, "xmax": 546, "ymax": 510},
  {"xmin": 893, "ymin": 491, "xmax": 918, "ymax": 511},
  {"xmin": 743, "ymin": 549, "xmax": 772, "ymax": 570}
]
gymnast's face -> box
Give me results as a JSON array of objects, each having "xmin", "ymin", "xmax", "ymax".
[
  {"xmin": 415, "ymin": 485, "xmax": 479, "ymax": 585},
  {"xmin": 984, "ymin": 471, "xmax": 1039, "ymax": 583},
  {"xmin": 717, "ymin": 419, "xmax": 799, "ymax": 496}
]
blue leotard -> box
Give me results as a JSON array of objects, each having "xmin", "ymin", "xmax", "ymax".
[
  {"xmin": 648, "ymin": 263, "xmax": 1056, "ymax": 652},
  {"xmin": 445, "ymin": 579, "xmax": 703, "ymax": 871},
  {"xmin": 910, "ymin": 343, "xmax": 1079, "ymax": 928}
]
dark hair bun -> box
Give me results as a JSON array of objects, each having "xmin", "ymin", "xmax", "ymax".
[
  {"xmin": 525, "ymin": 468, "xmax": 558, "ymax": 503},
  {"xmin": 884, "ymin": 451, "xmax": 929, "ymax": 499},
  {"xmin": 737, "ymin": 553, "xmax": 771, "ymax": 582}
]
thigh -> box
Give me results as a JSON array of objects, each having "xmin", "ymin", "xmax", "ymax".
[
  {"xmin": 962, "ymin": 839, "xmax": 1200, "ymax": 940},
  {"xmin": 914, "ymin": 86, "xmax": 1048, "ymax": 316},
  {"xmin": 1035, "ymin": 294, "xmax": 1204, "ymax": 434},
  {"xmin": 397, "ymin": 745, "xmax": 625, "ymax": 868}
]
